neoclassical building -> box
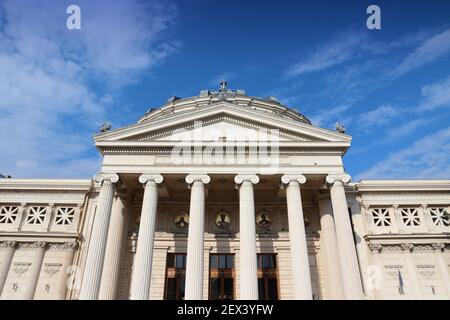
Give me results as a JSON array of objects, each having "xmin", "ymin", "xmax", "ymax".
[{"xmin": 0, "ymin": 83, "xmax": 449, "ymax": 300}]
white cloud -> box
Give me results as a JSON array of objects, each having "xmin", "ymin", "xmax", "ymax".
[
  {"xmin": 393, "ymin": 29, "xmax": 450, "ymax": 78},
  {"xmin": 285, "ymin": 31, "xmax": 366, "ymax": 77},
  {"xmin": 358, "ymin": 104, "xmax": 400, "ymax": 130},
  {"xmin": 0, "ymin": 0, "xmax": 178, "ymax": 178},
  {"xmin": 417, "ymin": 76, "xmax": 450, "ymax": 111},
  {"xmin": 383, "ymin": 118, "xmax": 432, "ymax": 142},
  {"xmin": 309, "ymin": 105, "xmax": 350, "ymax": 127},
  {"xmin": 355, "ymin": 127, "xmax": 450, "ymax": 180}
]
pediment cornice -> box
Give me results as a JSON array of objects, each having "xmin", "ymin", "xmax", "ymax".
[{"xmin": 95, "ymin": 102, "xmax": 351, "ymax": 145}]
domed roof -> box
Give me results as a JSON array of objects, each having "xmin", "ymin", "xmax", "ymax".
[{"xmin": 138, "ymin": 81, "xmax": 311, "ymax": 125}]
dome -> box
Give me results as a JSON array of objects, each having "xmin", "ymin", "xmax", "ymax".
[{"xmin": 138, "ymin": 82, "xmax": 311, "ymax": 125}]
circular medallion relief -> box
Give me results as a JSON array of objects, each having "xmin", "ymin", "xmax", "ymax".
[
  {"xmin": 215, "ymin": 211, "xmax": 231, "ymax": 229},
  {"xmin": 256, "ymin": 211, "xmax": 272, "ymax": 228},
  {"xmin": 174, "ymin": 212, "xmax": 189, "ymax": 229}
]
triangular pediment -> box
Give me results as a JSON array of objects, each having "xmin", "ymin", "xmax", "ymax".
[{"xmin": 95, "ymin": 103, "xmax": 351, "ymax": 149}]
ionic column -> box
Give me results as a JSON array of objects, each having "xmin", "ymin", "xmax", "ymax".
[
  {"xmin": 318, "ymin": 194, "xmax": 345, "ymax": 299},
  {"xmin": 0, "ymin": 241, "xmax": 16, "ymax": 295},
  {"xmin": 99, "ymin": 190, "xmax": 131, "ymax": 300},
  {"xmin": 433, "ymin": 244, "xmax": 450, "ymax": 298},
  {"xmin": 130, "ymin": 174, "xmax": 163, "ymax": 300},
  {"xmin": 23, "ymin": 241, "xmax": 46, "ymax": 300},
  {"xmin": 326, "ymin": 174, "xmax": 364, "ymax": 300},
  {"xmin": 185, "ymin": 174, "xmax": 210, "ymax": 300},
  {"xmin": 80, "ymin": 173, "xmax": 119, "ymax": 300},
  {"xmin": 234, "ymin": 174, "xmax": 259, "ymax": 300},
  {"xmin": 281, "ymin": 175, "xmax": 312, "ymax": 300}
]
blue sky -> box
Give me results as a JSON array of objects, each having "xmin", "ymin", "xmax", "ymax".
[{"xmin": 1, "ymin": 0, "xmax": 450, "ymax": 180}]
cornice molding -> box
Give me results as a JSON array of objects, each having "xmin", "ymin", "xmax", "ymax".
[
  {"xmin": 0, "ymin": 179, "xmax": 92, "ymax": 191},
  {"xmin": 99, "ymin": 145, "xmax": 348, "ymax": 156},
  {"xmin": 356, "ymin": 180, "xmax": 450, "ymax": 193}
]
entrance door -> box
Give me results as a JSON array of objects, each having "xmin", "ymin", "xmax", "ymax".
[{"xmin": 209, "ymin": 254, "xmax": 234, "ymax": 300}]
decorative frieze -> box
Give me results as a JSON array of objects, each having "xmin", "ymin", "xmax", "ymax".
[
  {"xmin": 368, "ymin": 243, "xmax": 382, "ymax": 253},
  {"xmin": 48, "ymin": 242, "xmax": 79, "ymax": 251},
  {"xmin": 368, "ymin": 242, "xmax": 448, "ymax": 253},
  {"xmin": 401, "ymin": 243, "xmax": 414, "ymax": 252},
  {"xmin": 432, "ymin": 243, "xmax": 445, "ymax": 252},
  {"xmin": 18, "ymin": 241, "xmax": 47, "ymax": 250},
  {"xmin": 0, "ymin": 240, "xmax": 17, "ymax": 249}
]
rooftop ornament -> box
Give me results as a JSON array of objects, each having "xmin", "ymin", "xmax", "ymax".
[
  {"xmin": 335, "ymin": 122, "xmax": 346, "ymax": 134},
  {"xmin": 99, "ymin": 122, "xmax": 112, "ymax": 133},
  {"xmin": 210, "ymin": 80, "xmax": 237, "ymax": 101}
]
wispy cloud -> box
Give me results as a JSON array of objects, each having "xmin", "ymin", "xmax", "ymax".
[
  {"xmin": 392, "ymin": 29, "xmax": 450, "ymax": 78},
  {"xmin": 0, "ymin": 0, "xmax": 178, "ymax": 178},
  {"xmin": 285, "ymin": 31, "xmax": 366, "ymax": 78},
  {"xmin": 281, "ymin": 27, "xmax": 450, "ymax": 129},
  {"xmin": 358, "ymin": 104, "xmax": 400, "ymax": 131},
  {"xmin": 382, "ymin": 118, "xmax": 433, "ymax": 142},
  {"xmin": 355, "ymin": 127, "xmax": 450, "ymax": 180},
  {"xmin": 417, "ymin": 75, "xmax": 450, "ymax": 112},
  {"xmin": 308, "ymin": 105, "xmax": 351, "ymax": 127}
]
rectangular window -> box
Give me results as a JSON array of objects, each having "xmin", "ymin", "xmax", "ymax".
[
  {"xmin": 164, "ymin": 253, "xmax": 186, "ymax": 300},
  {"xmin": 209, "ymin": 254, "xmax": 235, "ymax": 300},
  {"xmin": 257, "ymin": 254, "xmax": 278, "ymax": 300}
]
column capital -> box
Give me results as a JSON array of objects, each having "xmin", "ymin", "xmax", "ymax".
[
  {"xmin": 234, "ymin": 174, "xmax": 259, "ymax": 185},
  {"xmin": 281, "ymin": 174, "xmax": 306, "ymax": 185},
  {"xmin": 94, "ymin": 173, "xmax": 119, "ymax": 184},
  {"xmin": 0, "ymin": 240, "xmax": 17, "ymax": 249},
  {"xmin": 325, "ymin": 173, "xmax": 351, "ymax": 185},
  {"xmin": 139, "ymin": 174, "xmax": 163, "ymax": 185},
  {"xmin": 185, "ymin": 174, "xmax": 210, "ymax": 185}
]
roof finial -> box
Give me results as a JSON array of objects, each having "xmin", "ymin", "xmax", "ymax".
[{"xmin": 220, "ymin": 79, "xmax": 227, "ymax": 92}]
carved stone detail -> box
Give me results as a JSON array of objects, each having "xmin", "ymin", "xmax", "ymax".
[
  {"xmin": 13, "ymin": 262, "xmax": 31, "ymax": 276},
  {"xmin": 18, "ymin": 241, "xmax": 47, "ymax": 250},
  {"xmin": 401, "ymin": 243, "xmax": 414, "ymax": 252},
  {"xmin": 0, "ymin": 240, "xmax": 17, "ymax": 249},
  {"xmin": 48, "ymin": 242, "xmax": 79, "ymax": 251},
  {"xmin": 44, "ymin": 263, "xmax": 62, "ymax": 276},
  {"xmin": 432, "ymin": 243, "xmax": 445, "ymax": 252},
  {"xmin": 325, "ymin": 173, "xmax": 351, "ymax": 185},
  {"xmin": 368, "ymin": 243, "xmax": 382, "ymax": 252}
]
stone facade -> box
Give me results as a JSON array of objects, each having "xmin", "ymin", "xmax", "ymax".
[{"xmin": 0, "ymin": 85, "xmax": 449, "ymax": 300}]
